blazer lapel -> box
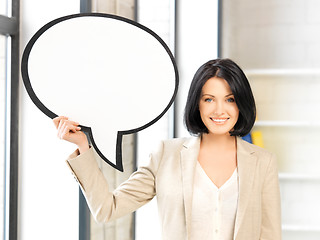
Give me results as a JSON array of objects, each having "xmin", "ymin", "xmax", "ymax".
[
  {"xmin": 179, "ymin": 137, "xmax": 257, "ymax": 239},
  {"xmin": 234, "ymin": 137, "xmax": 258, "ymax": 239},
  {"xmin": 180, "ymin": 137, "xmax": 201, "ymax": 239}
]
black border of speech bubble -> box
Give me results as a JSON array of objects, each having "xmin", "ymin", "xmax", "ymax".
[{"xmin": 21, "ymin": 13, "xmax": 179, "ymax": 172}]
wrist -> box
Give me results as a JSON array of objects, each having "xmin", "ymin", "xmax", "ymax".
[
  {"xmin": 77, "ymin": 136, "xmax": 89, "ymax": 154},
  {"xmin": 78, "ymin": 144, "xmax": 90, "ymax": 154}
]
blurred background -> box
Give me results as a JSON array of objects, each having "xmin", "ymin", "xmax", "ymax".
[{"xmin": 1, "ymin": 0, "xmax": 320, "ymax": 239}]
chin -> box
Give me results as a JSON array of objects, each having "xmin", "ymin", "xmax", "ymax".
[{"xmin": 207, "ymin": 129, "xmax": 233, "ymax": 136}]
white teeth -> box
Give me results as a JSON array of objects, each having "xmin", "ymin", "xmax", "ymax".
[{"xmin": 211, "ymin": 118, "xmax": 228, "ymax": 122}]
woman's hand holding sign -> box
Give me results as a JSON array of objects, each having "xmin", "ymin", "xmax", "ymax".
[{"xmin": 53, "ymin": 116, "xmax": 89, "ymax": 154}]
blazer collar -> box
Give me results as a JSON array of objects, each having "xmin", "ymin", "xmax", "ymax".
[
  {"xmin": 180, "ymin": 137, "xmax": 200, "ymax": 239},
  {"xmin": 180, "ymin": 136, "xmax": 258, "ymax": 239},
  {"xmin": 234, "ymin": 137, "xmax": 258, "ymax": 239}
]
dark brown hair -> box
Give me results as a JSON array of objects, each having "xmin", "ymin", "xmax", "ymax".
[{"xmin": 184, "ymin": 58, "xmax": 256, "ymax": 137}]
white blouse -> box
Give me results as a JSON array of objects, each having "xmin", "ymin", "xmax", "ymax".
[{"xmin": 190, "ymin": 162, "xmax": 239, "ymax": 240}]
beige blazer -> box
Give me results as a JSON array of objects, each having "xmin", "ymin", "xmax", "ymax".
[{"xmin": 67, "ymin": 137, "xmax": 281, "ymax": 240}]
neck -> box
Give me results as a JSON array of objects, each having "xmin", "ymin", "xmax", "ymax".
[{"xmin": 201, "ymin": 133, "xmax": 237, "ymax": 150}]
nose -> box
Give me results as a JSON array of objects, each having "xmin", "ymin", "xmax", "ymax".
[{"xmin": 214, "ymin": 100, "xmax": 225, "ymax": 115}]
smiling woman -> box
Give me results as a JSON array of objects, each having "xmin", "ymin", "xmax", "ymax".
[
  {"xmin": 184, "ymin": 59, "xmax": 256, "ymax": 137},
  {"xmin": 199, "ymin": 77, "xmax": 239, "ymax": 136},
  {"xmin": 54, "ymin": 58, "xmax": 281, "ymax": 240}
]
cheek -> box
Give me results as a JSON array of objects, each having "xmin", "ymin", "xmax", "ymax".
[
  {"xmin": 199, "ymin": 106, "xmax": 207, "ymax": 121},
  {"xmin": 229, "ymin": 105, "xmax": 239, "ymax": 118},
  {"xmin": 234, "ymin": 108, "xmax": 240, "ymax": 121},
  {"xmin": 198, "ymin": 102, "xmax": 208, "ymax": 116}
]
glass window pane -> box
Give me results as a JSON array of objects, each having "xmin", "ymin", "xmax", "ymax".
[
  {"xmin": 0, "ymin": 34, "xmax": 8, "ymax": 238},
  {"xmin": 0, "ymin": 0, "xmax": 8, "ymax": 16}
]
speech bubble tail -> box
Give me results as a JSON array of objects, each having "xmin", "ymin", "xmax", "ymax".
[
  {"xmin": 82, "ymin": 126, "xmax": 124, "ymax": 172},
  {"xmin": 115, "ymin": 132, "xmax": 124, "ymax": 172}
]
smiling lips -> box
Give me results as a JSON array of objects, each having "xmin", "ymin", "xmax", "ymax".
[{"xmin": 210, "ymin": 118, "xmax": 230, "ymax": 124}]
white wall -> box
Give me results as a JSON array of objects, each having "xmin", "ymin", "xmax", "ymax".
[
  {"xmin": 19, "ymin": 1, "xmax": 80, "ymax": 239},
  {"xmin": 221, "ymin": 1, "xmax": 320, "ymax": 239},
  {"xmin": 221, "ymin": 0, "xmax": 320, "ymax": 69}
]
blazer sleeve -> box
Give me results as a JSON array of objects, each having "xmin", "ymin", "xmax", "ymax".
[
  {"xmin": 260, "ymin": 153, "xmax": 282, "ymax": 240},
  {"xmin": 66, "ymin": 143, "xmax": 164, "ymax": 223}
]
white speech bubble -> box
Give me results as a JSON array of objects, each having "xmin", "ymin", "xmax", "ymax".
[{"xmin": 21, "ymin": 13, "xmax": 179, "ymax": 171}]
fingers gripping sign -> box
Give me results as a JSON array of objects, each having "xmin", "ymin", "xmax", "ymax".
[
  {"xmin": 21, "ymin": 13, "xmax": 179, "ymax": 172},
  {"xmin": 53, "ymin": 116, "xmax": 88, "ymax": 151}
]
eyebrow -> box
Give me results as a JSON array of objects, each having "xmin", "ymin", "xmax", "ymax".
[{"xmin": 201, "ymin": 93, "xmax": 234, "ymax": 98}]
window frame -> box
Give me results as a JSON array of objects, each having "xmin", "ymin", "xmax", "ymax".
[{"xmin": 0, "ymin": 0, "xmax": 20, "ymax": 239}]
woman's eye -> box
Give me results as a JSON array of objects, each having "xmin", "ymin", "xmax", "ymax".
[
  {"xmin": 205, "ymin": 98, "xmax": 213, "ymax": 103},
  {"xmin": 227, "ymin": 97, "xmax": 235, "ymax": 103}
]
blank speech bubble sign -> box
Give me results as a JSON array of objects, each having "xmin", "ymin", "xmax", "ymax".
[{"xmin": 21, "ymin": 13, "xmax": 179, "ymax": 172}]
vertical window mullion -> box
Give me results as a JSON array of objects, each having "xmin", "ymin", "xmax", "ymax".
[
  {"xmin": 4, "ymin": 35, "xmax": 12, "ymax": 240},
  {"xmin": 0, "ymin": 0, "xmax": 20, "ymax": 239}
]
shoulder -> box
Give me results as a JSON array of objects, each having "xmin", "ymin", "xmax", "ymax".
[
  {"xmin": 237, "ymin": 137, "xmax": 276, "ymax": 164},
  {"xmin": 237, "ymin": 138, "xmax": 279, "ymax": 180},
  {"xmin": 162, "ymin": 136, "xmax": 199, "ymax": 150},
  {"xmin": 151, "ymin": 136, "xmax": 199, "ymax": 157},
  {"xmin": 238, "ymin": 137, "xmax": 273, "ymax": 154}
]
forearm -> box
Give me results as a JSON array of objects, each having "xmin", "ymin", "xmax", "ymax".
[{"xmin": 66, "ymin": 147, "xmax": 157, "ymax": 223}]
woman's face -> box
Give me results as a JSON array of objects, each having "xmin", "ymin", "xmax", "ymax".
[{"xmin": 199, "ymin": 76, "xmax": 239, "ymax": 136}]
